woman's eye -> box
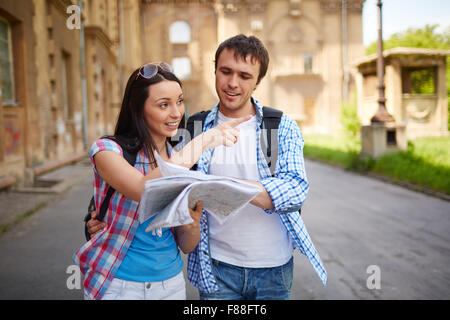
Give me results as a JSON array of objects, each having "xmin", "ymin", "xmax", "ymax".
[
  {"xmin": 177, "ymin": 99, "xmax": 184, "ymax": 105},
  {"xmin": 159, "ymin": 103, "xmax": 168, "ymax": 109}
]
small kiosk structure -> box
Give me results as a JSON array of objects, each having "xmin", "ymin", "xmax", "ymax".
[{"xmin": 355, "ymin": 47, "xmax": 449, "ymax": 157}]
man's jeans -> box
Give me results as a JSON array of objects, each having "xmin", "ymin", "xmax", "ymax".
[{"xmin": 199, "ymin": 257, "xmax": 293, "ymax": 300}]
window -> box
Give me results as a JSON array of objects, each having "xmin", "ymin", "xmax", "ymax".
[
  {"xmin": 61, "ymin": 51, "xmax": 69, "ymax": 119},
  {"xmin": 303, "ymin": 53, "xmax": 313, "ymax": 74},
  {"xmin": 172, "ymin": 57, "xmax": 191, "ymax": 80},
  {"xmin": 401, "ymin": 67, "xmax": 436, "ymax": 94},
  {"xmin": 169, "ymin": 21, "xmax": 191, "ymax": 79},
  {"xmin": 169, "ymin": 21, "xmax": 191, "ymax": 44},
  {"xmin": 0, "ymin": 18, "xmax": 15, "ymax": 104}
]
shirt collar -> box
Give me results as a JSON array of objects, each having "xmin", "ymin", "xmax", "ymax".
[{"xmin": 205, "ymin": 97, "xmax": 264, "ymax": 127}]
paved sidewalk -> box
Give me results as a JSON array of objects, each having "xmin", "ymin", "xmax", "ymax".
[{"xmin": 0, "ymin": 157, "xmax": 92, "ymax": 232}]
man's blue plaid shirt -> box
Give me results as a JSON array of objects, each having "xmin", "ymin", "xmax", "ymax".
[{"xmin": 186, "ymin": 98, "xmax": 327, "ymax": 293}]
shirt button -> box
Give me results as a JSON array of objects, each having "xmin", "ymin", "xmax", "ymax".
[{"xmin": 146, "ymin": 283, "xmax": 151, "ymax": 289}]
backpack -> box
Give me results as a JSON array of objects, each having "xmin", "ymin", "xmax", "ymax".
[
  {"xmin": 185, "ymin": 106, "xmax": 282, "ymax": 176},
  {"xmin": 186, "ymin": 106, "xmax": 302, "ymax": 218},
  {"xmin": 83, "ymin": 138, "xmax": 137, "ymax": 241}
]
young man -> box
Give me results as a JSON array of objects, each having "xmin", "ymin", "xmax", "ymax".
[
  {"xmin": 87, "ymin": 34, "xmax": 327, "ymax": 299},
  {"xmin": 185, "ymin": 34, "xmax": 326, "ymax": 300}
]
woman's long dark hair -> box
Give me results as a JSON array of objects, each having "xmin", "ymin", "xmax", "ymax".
[{"xmin": 105, "ymin": 65, "xmax": 185, "ymax": 168}]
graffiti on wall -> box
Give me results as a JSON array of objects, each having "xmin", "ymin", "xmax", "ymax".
[{"xmin": 4, "ymin": 121, "xmax": 21, "ymax": 156}]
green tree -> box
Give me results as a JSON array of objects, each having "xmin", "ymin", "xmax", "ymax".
[
  {"xmin": 366, "ymin": 24, "xmax": 450, "ymax": 129},
  {"xmin": 366, "ymin": 24, "xmax": 450, "ymax": 54}
]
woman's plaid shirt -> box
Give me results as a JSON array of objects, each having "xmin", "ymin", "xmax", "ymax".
[
  {"xmin": 187, "ymin": 99, "xmax": 327, "ymax": 293},
  {"xmin": 73, "ymin": 139, "xmax": 148, "ymax": 300}
]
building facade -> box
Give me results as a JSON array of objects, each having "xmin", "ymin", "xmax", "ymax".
[
  {"xmin": 0, "ymin": 0, "xmax": 366, "ymax": 188},
  {"xmin": 139, "ymin": 0, "xmax": 366, "ymax": 132},
  {"xmin": 0, "ymin": 0, "xmax": 122, "ymax": 187}
]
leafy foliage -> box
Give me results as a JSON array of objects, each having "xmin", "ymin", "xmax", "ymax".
[
  {"xmin": 365, "ymin": 24, "xmax": 450, "ymax": 54},
  {"xmin": 339, "ymin": 91, "xmax": 360, "ymax": 152}
]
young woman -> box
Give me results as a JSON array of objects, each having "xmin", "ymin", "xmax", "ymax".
[{"xmin": 73, "ymin": 62, "xmax": 249, "ymax": 300}]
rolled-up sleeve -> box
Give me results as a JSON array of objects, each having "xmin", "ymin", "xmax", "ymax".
[
  {"xmin": 260, "ymin": 116, "xmax": 309, "ymax": 214},
  {"xmin": 89, "ymin": 138, "xmax": 122, "ymax": 174}
]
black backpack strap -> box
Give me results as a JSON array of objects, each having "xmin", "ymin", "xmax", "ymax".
[
  {"xmin": 260, "ymin": 106, "xmax": 283, "ymax": 177},
  {"xmin": 86, "ymin": 139, "xmax": 137, "ymax": 224},
  {"xmin": 185, "ymin": 107, "xmax": 283, "ymax": 175},
  {"xmin": 186, "ymin": 110, "xmax": 211, "ymax": 140},
  {"xmin": 85, "ymin": 187, "xmax": 116, "ymax": 241},
  {"xmin": 186, "ymin": 110, "xmax": 211, "ymax": 171},
  {"xmin": 85, "ymin": 139, "xmax": 137, "ymax": 241},
  {"xmin": 96, "ymin": 140, "xmax": 137, "ymax": 222},
  {"xmin": 260, "ymin": 107, "xmax": 301, "ymax": 216}
]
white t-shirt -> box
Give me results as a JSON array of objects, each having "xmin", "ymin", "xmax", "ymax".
[{"xmin": 208, "ymin": 111, "xmax": 293, "ymax": 268}]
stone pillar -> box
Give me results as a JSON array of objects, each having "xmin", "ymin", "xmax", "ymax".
[
  {"xmin": 361, "ymin": 123, "xmax": 407, "ymax": 158},
  {"xmin": 361, "ymin": 124, "xmax": 386, "ymax": 158}
]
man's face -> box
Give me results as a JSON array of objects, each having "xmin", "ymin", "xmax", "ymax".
[{"xmin": 215, "ymin": 48, "xmax": 260, "ymax": 118}]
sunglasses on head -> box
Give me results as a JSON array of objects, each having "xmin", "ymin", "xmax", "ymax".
[{"xmin": 136, "ymin": 62, "xmax": 174, "ymax": 81}]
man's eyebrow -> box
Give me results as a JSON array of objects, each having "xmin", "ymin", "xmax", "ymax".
[
  {"xmin": 240, "ymin": 71, "xmax": 253, "ymax": 77},
  {"xmin": 219, "ymin": 66, "xmax": 253, "ymax": 77}
]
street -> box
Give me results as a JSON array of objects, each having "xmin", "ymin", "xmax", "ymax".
[{"xmin": 0, "ymin": 159, "xmax": 449, "ymax": 299}]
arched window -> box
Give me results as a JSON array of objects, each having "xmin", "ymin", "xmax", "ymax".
[
  {"xmin": 172, "ymin": 57, "xmax": 191, "ymax": 80},
  {"xmin": 169, "ymin": 21, "xmax": 191, "ymax": 44}
]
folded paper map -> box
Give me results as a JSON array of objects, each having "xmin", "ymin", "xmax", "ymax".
[{"xmin": 137, "ymin": 152, "xmax": 261, "ymax": 232}]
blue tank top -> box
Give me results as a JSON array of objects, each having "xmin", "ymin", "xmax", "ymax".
[{"xmin": 115, "ymin": 216, "xmax": 183, "ymax": 282}]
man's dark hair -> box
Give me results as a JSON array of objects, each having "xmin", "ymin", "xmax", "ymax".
[{"xmin": 214, "ymin": 34, "xmax": 269, "ymax": 85}]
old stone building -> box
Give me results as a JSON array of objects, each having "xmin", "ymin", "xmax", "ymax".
[
  {"xmin": 0, "ymin": 0, "xmax": 366, "ymax": 188},
  {"xmin": 139, "ymin": 0, "xmax": 366, "ymax": 132},
  {"xmin": 0, "ymin": 0, "xmax": 122, "ymax": 188}
]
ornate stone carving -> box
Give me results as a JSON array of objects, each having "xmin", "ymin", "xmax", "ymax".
[
  {"xmin": 222, "ymin": 0, "xmax": 241, "ymax": 13},
  {"xmin": 247, "ymin": 0, "xmax": 267, "ymax": 14},
  {"xmin": 287, "ymin": 24, "xmax": 303, "ymax": 43},
  {"xmin": 142, "ymin": 0, "xmax": 213, "ymax": 3},
  {"xmin": 404, "ymin": 98, "xmax": 435, "ymax": 122},
  {"xmin": 289, "ymin": 0, "xmax": 302, "ymax": 18},
  {"xmin": 220, "ymin": 0, "xmax": 267, "ymax": 14},
  {"xmin": 320, "ymin": 0, "xmax": 364, "ymax": 13}
]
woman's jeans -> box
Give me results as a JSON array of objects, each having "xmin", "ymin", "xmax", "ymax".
[{"xmin": 199, "ymin": 257, "xmax": 294, "ymax": 300}]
